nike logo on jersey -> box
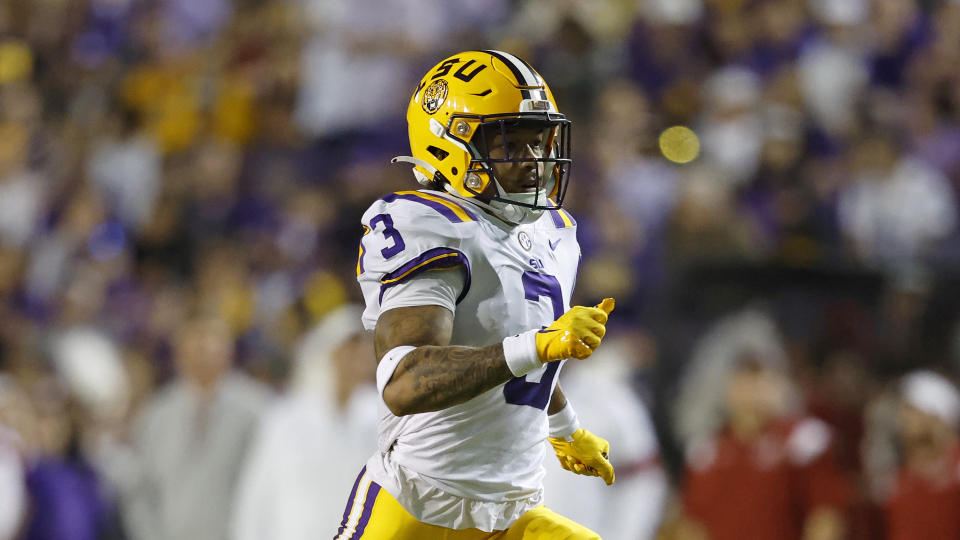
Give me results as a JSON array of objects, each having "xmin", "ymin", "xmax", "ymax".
[{"xmin": 549, "ymin": 238, "xmax": 561, "ymax": 251}]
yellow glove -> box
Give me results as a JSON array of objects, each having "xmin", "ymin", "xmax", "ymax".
[
  {"xmin": 535, "ymin": 298, "xmax": 615, "ymax": 363},
  {"xmin": 549, "ymin": 428, "xmax": 615, "ymax": 485}
]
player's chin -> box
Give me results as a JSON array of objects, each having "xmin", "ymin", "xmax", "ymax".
[{"xmin": 506, "ymin": 184, "xmax": 538, "ymax": 193}]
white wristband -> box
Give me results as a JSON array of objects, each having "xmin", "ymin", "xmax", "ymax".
[
  {"xmin": 376, "ymin": 345, "xmax": 417, "ymax": 397},
  {"xmin": 502, "ymin": 329, "xmax": 542, "ymax": 377},
  {"xmin": 548, "ymin": 402, "xmax": 580, "ymax": 440}
]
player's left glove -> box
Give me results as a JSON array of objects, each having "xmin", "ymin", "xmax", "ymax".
[
  {"xmin": 534, "ymin": 298, "xmax": 615, "ymax": 363},
  {"xmin": 549, "ymin": 428, "xmax": 615, "ymax": 485},
  {"xmin": 501, "ymin": 298, "xmax": 615, "ymax": 377}
]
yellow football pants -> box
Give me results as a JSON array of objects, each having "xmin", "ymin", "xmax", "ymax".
[{"xmin": 334, "ymin": 467, "xmax": 600, "ymax": 540}]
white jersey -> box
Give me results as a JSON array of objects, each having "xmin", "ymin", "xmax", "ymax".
[{"xmin": 356, "ymin": 189, "xmax": 580, "ymax": 530}]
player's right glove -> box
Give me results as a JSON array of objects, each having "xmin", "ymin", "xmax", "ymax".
[
  {"xmin": 535, "ymin": 297, "xmax": 615, "ymax": 362},
  {"xmin": 549, "ymin": 428, "xmax": 615, "ymax": 485}
]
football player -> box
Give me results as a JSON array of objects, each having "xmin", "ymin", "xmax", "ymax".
[{"xmin": 337, "ymin": 51, "xmax": 616, "ymax": 539}]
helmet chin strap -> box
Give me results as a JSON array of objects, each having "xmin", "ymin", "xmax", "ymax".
[
  {"xmin": 438, "ymin": 184, "xmax": 538, "ymax": 225},
  {"xmin": 491, "ymin": 180, "xmax": 547, "ymax": 224},
  {"xmin": 490, "ymin": 198, "xmax": 543, "ymax": 225},
  {"xmin": 392, "ymin": 155, "xmax": 553, "ymax": 226},
  {"xmin": 438, "ymin": 182, "xmax": 543, "ymax": 225},
  {"xmin": 492, "ymin": 178, "xmax": 554, "ymax": 207}
]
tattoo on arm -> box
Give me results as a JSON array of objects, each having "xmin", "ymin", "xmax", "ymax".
[
  {"xmin": 375, "ymin": 305, "xmax": 514, "ymax": 415},
  {"xmin": 391, "ymin": 344, "xmax": 513, "ymax": 414}
]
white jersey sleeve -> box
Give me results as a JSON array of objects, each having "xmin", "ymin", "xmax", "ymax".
[
  {"xmin": 356, "ymin": 190, "xmax": 476, "ymax": 330},
  {"xmin": 379, "ymin": 268, "xmax": 465, "ymax": 317}
]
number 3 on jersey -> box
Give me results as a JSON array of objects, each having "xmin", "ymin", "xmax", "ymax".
[
  {"xmin": 503, "ymin": 271, "xmax": 563, "ymax": 410},
  {"xmin": 357, "ymin": 213, "xmax": 405, "ymax": 275}
]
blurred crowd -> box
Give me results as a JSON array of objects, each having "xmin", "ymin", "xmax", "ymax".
[{"xmin": 1, "ymin": 0, "xmax": 960, "ymax": 539}]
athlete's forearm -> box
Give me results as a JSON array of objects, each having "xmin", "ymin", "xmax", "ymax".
[
  {"xmin": 383, "ymin": 343, "xmax": 514, "ymax": 416},
  {"xmin": 547, "ymin": 385, "xmax": 567, "ymax": 415}
]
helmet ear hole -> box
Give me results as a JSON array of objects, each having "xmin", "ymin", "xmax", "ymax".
[
  {"xmin": 428, "ymin": 146, "xmax": 449, "ymax": 161},
  {"xmin": 451, "ymin": 167, "xmax": 458, "ymax": 175}
]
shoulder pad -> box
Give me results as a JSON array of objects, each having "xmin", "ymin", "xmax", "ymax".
[
  {"xmin": 357, "ymin": 190, "xmax": 474, "ymax": 305},
  {"xmin": 363, "ymin": 190, "xmax": 480, "ymax": 231}
]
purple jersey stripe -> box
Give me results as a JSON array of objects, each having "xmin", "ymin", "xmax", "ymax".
[
  {"xmin": 549, "ymin": 209, "xmax": 566, "ymax": 228},
  {"xmin": 559, "ymin": 208, "xmax": 577, "ymax": 226},
  {"xmin": 379, "ymin": 247, "xmax": 472, "ymax": 304},
  {"xmin": 335, "ymin": 466, "xmax": 366, "ymax": 539},
  {"xmin": 347, "ymin": 482, "xmax": 381, "ymax": 540},
  {"xmin": 381, "ymin": 192, "xmax": 476, "ymax": 223}
]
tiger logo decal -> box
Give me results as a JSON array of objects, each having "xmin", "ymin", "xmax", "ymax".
[{"xmin": 422, "ymin": 79, "xmax": 449, "ymax": 114}]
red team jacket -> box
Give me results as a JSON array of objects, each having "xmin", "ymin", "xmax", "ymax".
[
  {"xmin": 682, "ymin": 417, "xmax": 851, "ymax": 540},
  {"xmin": 884, "ymin": 448, "xmax": 960, "ymax": 540}
]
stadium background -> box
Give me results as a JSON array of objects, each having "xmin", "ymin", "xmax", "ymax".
[{"xmin": 1, "ymin": 0, "xmax": 960, "ymax": 538}]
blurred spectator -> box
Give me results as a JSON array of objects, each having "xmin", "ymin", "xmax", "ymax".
[
  {"xmin": 667, "ymin": 164, "xmax": 756, "ymax": 262},
  {"xmin": 159, "ymin": 0, "xmax": 232, "ymax": 49},
  {"xmin": 673, "ymin": 308, "xmax": 794, "ymax": 444},
  {"xmin": 24, "ymin": 188, "xmax": 111, "ymax": 308},
  {"xmin": 498, "ymin": 0, "xmax": 636, "ymax": 121},
  {"xmin": 837, "ymin": 128, "xmax": 957, "ymax": 267},
  {"xmin": 593, "ymin": 80, "xmax": 678, "ymax": 236},
  {"xmin": 577, "ymin": 79, "xmax": 677, "ymax": 316},
  {"xmin": 868, "ymin": 0, "xmax": 932, "ymax": 90},
  {"xmin": 0, "ymin": 84, "xmax": 47, "ymax": 249},
  {"xmin": 49, "ymin": 327, "xmax": 130, "ymax": 425},
  {"xmin": 120, "ymin": 314, "xmax": 270, "ymax": 540},
  {"xmin": 86, "ymin": 107, "xmax": 161, "ymax": 231},
  {"xmin": 668, "ymin": 309, "xmax": 850, "ymax": 540},
  {"xmin": 639, "ymin": 0, "xmax": 703, "ymax": 27},
  {"xmin": 698, "ymin": 66, "xmax": 764, "ymax": 187},
  {"xmin": 295, "ymin": 0, "xmax": 445, "ymax": 140},
  {"xmin": 676, "ymin": 357, "xmax": 849, "ymax": 540},
  {"xmin": 801, "ymin": 0, "xmax": 870, "ymax": 138},
  {"xmin": 22, "ymin": 377, "xmax": 121, "ymax": 540},
  {"xmin": 230, "ymin": 304, "xmax": 378, "ymax": 540},
  {"xmin": 542, "ymin": 336, "xmax": 667, "ymax": 540},
  {"xmin": 879, "ymin": 371, "xmax": 960, "ymax": 540}
]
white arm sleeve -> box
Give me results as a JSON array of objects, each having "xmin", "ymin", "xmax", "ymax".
[{"xmin": 378, "ymin": 268, "xmax": 464, "ymax": 317}]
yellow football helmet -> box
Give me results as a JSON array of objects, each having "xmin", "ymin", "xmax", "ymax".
[{"xmin": 392, "ymin": 50, "xmax": 571, "ymax": 224}]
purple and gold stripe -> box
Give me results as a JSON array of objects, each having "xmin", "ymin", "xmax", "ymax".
[
  {"xmin": 546, "ymin": 198, "xmax": 576, "ymax": 229},
  {"xmin": 549, "ymin": 207, "xmax": 576, "ymax": 228},
  {"xmin": 381, "ymin": 191, "xmax": 477, "ymax": 224},
  {"xmin": 356, "ymin": 225, "xmax": 371, "ymax": 276},
  {"xmin": 379, "ymin": 247, "xmax": 472, "ymax": 304}
]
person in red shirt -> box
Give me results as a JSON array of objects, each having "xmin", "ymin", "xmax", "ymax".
[
  {"xmin": 675, "ymin": 355, "xmax": 850, "ymax": 540},
  {"xmin": 882, "ymin": 370, "xmax": 960, "ymax": 540}
]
